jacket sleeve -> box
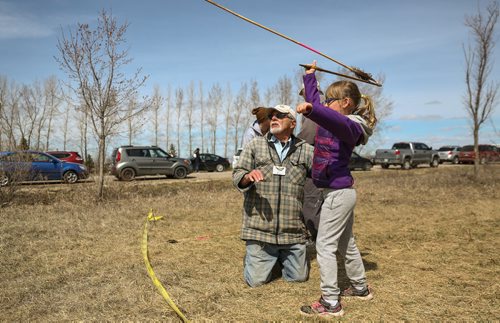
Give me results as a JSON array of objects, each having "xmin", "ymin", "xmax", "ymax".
[
  {"xmin": 232, "ymin": 140, "xmax": 256, "ymax": 193},
  {"xmin": 303, "ymin": 73, "xmax": 322, "ymax": 106},
  {"xmin": 307, "ymin": 106, "xmax": 363, "ymax": 147}
]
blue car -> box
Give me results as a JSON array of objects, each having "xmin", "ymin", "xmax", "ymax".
[{"xmin": 0, "ymin": 150, "xmax": 89, "ymax": 186}]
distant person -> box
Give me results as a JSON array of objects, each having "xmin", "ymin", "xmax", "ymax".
[
  {"xmin": 241, "ymin": 106, "xmax": 272, "ymax": 147},
  {"xmin": 297, "ymin": 81, "xmax": 324, "ymax": 243},
  {"xmin": 193, "ymin": 148, "xmax": 201, "ymax": 172},
  {"xmin": 298, "ymin": 61, "xmax": 377, "ymax": 318},
  {"xmin": 233, "ymin": 104, "xmax": 314, "ymax": 287}
]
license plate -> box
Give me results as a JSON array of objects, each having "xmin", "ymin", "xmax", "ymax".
[{"xmin": 384, "ymin": 159, "xmax": 388, "ymax": 162}]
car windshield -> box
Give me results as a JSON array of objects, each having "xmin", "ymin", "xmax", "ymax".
[
  {"xmin": 154, "ymin": 149, "xmax": 170, "ymax": 158},
  {"xmin": 438, "ymin": 147, "xmax": 453, "ymax": 151}
]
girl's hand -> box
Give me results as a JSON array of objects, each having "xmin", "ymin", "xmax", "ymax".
[
  {"xmin": 296, "ymin": 102, "xmax": 313, "ymax": 115},
  {"xmin": 305, "ymin": 60, "xmax": 317, "ymax": 74}
]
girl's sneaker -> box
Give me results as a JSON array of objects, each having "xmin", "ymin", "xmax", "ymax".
[
  {"xmin": 300, "ymin": 297, "xmax": 344, "ymax": 318},
  {"xmin": 340, "ymin": 286, "xmax": 373, "ymax": 300}
]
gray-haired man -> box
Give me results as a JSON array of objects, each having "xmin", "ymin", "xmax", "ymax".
[{"xmin": 233, "ymin": 104, "xmax": 314, "ymax": 287}]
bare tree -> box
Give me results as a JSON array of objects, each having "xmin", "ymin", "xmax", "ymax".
[
  {"xmin": 62, "ymin": 103, "xmax": 71, "ymax": 150},
  {"xmin": 164, "ymin": 85, "xmax": 172, "ymax": 150},
  {"xmin": 0, "ymin": 77, "xmax": 19, "ymax": 149},
  {"xmin": 263, "ymin": 87, "xmax": 273, "ymax": 107},
  {"xmin": 175, "ymin": 88, "xmax": 183, "ymax": 157},
  {"xmin": 43, "ymin": 76, "xmax": 62, "ymax": 150},
  {"xmin": 222, "ymin": 83, "xmax": 233, "ymax": 157},
  {"xmin": 232, "ymin": 82, "xmax": 249, "ymax": 150},
  {"xmin": 355, "ymin": 74, "xmax": 394, "ymax": 154},
  {"xmin": 186, "ymin": 81, "xmax": 195, "ymax": 154},
  {"xmin": 56, "ymin": 9, "xmax": 149, "ymax": 198},
  {"xmin": 125, "ymin": 95, "xmax": 147, "ymax": 145},
  {"xmin": 76, "ymin": 101, "xmax": 88, "ymax": 157},
  {"xmin": 207, "ymin": 83, "xmax": 222, "ymax": 154},
  {"xmin": 151, "ymin": 85, "xmax": 163, "ymax": 146},
  {"xmin": 276, "ymin": 75, "xmax": 293, "ymax": 106},
  {"xmin": 17, "ymin": 83, "xmax": 42, "ymax": 149},
  {"xmin": 199, "ymin": 81, "xmax": 205, "ymax": 153},
  {"xmin": 0, "ymin": 77, "xmax": 5, "ymax": 150},
  {"xmin": 463, "ymin": 1, "xmax": 499, "ymax": 176}
]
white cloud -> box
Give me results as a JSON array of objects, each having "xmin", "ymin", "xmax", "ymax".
[
  {"xmin": 424, "ymin": 100, "xmax": 442, "ymax": 105},
  {"xmin": 0, "ymin": 12, "xmax": 53, "ymax": 39},
  {"xmin": 398, "ymin": 114, "xmax": 444, "ymax": 121}
]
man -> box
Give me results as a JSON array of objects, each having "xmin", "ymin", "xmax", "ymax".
[
  {"xmin": 233, "ymin": 104, "xmax": 314, "ymax": 287},
  {"xmin": 193, "ymin": 148, "xmax": 201, "ymax": 172},
  {"xmin": 241, "ymin": 106, "xmax": 272, "ymax": 147}
]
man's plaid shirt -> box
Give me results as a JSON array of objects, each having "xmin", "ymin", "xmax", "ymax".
[{"xmin": 233, "ymin": 133, "xmax": 314, "ymax": 245}]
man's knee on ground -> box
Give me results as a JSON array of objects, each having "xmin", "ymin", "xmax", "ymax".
[{"xmin": 244, "ymin": 274, "xmax": 269, "ymax": 287}]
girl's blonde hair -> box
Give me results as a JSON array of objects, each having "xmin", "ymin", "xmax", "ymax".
[{"xmin": 325, "ymin": 81, "xmax": 377, "ymax": 129}]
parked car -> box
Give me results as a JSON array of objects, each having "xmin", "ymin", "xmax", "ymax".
[
  {"xmin": 437, "ymin": 146, "xmax": 461, "ymax": 164},
  {"xmin": 458, "ymin": 144, "xmax": 500, "ymax": 164},
  {"xmin": 232, "ymin": 148, "xmax": 243, "ymax": 169},
  {"xmin": 0, "ymin": 150, "xmax": 88, "ymax": 186},
  {"xmin": 349, "ymin": 151, "xmax": 373, "ymax": 171},
  {"xmin": 374, "ymin": 142, "xmax": 440, "ymax": 170},
  {"xmin": 46, "ymin": 151, "xmax": 84, "ymax": 164},
  {"xmin": 192, "ymin": 153, "xmax": 230, "ymax": 172},
  {"xmin": 110, "ymin": 145, "xmax": 193, "ymax": 180}
]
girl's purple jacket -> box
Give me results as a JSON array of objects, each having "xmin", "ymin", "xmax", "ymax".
[{"xmin": 302, "ymin": 73, "xmax": 363, "ymax": 189}]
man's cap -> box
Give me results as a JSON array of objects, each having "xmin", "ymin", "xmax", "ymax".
[
  {"xmin": 270, "ymin": 104, "xmax": 296, "ymax": 120},
  {"xmin": 299, "ymin": 81, "xmax": 323, "ymax": 96}
]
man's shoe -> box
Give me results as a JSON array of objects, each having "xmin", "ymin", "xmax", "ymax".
[
  {"xmin": 300, "ymin": 297, "xmax": 344, "ymax": 318},
  {"xmin": 340, "ymin": 286, "xmax": 373, "ymax": 300}
]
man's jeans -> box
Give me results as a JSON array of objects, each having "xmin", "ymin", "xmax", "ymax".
[{"xmin": 244, "ymin": 240, "xmax": 309, "ymax": 287}]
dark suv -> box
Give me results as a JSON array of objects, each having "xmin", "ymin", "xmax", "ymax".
[{"xmin": 110, "ymin": 146, "xmax": 193, "ymax": 180}]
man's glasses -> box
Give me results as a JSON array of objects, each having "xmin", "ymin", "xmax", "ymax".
[
  {"xmin": 323, "ymin": 97, "xmax": 342, "ymax": 105},
  {"xmin": 268, "ymin": 112, "xmax": 291, "ymax": 120}
]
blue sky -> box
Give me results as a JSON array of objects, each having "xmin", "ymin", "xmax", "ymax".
[{"xmin": 0, "ymin": 0, "xmax": 499, "ymax": 152}]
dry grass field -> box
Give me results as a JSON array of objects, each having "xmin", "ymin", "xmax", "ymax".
[{"xmin": 1, "ymin": 165, "xmax": 498, "ymax": 321}]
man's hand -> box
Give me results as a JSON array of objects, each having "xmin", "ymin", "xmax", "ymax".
[
  {"xmin": 239, "ymin": 169, "xmax": 265, "ymax": 187},
  {"xmin": 296, "ymin": 102, "xmax": 313, "ymax": 115}
]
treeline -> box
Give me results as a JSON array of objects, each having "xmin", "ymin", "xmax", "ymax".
[
  {"xmin": 0, "ymin": 71, "xmax": 392, "ymax": 159},
  {"xmin": 0, "ymin": 72, "xmax": 319, "ymax": 158}
]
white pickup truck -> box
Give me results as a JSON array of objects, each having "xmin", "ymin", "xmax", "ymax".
[{"xmin": 374, "ymin": 142, "xmax": 440, "ymax": 170}]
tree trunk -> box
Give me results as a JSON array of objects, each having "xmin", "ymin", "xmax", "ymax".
[
  {"xmin": 98, "ymin": 135, "xmax": 105, "ymax": 199},
  {"xmin": 473, "ymin": 123, "xmax": 479, "ymax": 178}
]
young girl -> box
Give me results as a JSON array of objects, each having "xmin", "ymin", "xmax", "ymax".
[{"xmin": 297, "ymin": 61, "xmax": 377, "ymax": 318}]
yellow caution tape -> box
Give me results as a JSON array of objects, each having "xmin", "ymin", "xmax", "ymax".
[{"xmin": 142, "ymin": 209, "xmax": 190, "ymax": 322}]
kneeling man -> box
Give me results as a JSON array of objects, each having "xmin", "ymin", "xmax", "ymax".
[{"xmin": 233, "ymin": 104, "xmax": 313, "ymax": 287}]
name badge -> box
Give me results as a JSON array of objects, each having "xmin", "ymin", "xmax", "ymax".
[{"xmin": 273, "ymin": 166, "xmax": 286, "ymax": 176}]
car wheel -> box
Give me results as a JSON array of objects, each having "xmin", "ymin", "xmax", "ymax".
[
  {"xmin": 215, "ymin": 164, "xmax": 225, "ymax": 172},
  {"xmin": 381, "ymin": 164, "xmax": 389, "ymax": 169},
  {"xmin": 430, "ymin": 157, "xmax": 439, "ymax": 168},
  {"xmin": 362, "ymin": 162, "xmax": 372, "ymax": 171},
  {"xmin": 402, "ymin": 159, "xmax": 412, "ymax": 170},
  {"xmin": 0, "ymin": 173, "xmax": 10, "ymax": 187},
  {"xmin": 173, "ymin": 167, "xmax": 187, "ymax": 179},
  {"xmin": 452, "ymin": 156, "xmax": 459, "ymax": 164},
  {"xmin": 63, "ymin": 170, "xmax": 79, "ymax": 184},
  {"xmin": 120, "ymin": 168, "xmax": 136, "ymax": 181}
]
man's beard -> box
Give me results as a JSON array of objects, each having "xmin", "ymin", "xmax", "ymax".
[{"xmin": 270, "ymin": 124, "xmax": 283, "ymax": 135}]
